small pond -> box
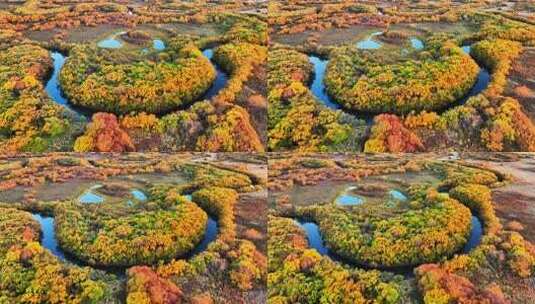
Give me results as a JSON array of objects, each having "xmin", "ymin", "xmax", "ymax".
[
  {"xmin": 78, "ymin": 185, "xmax": 104, "ymax": 204},
  {"xmin": 153, "ymin": 39, "xmax": 165, "ymax": 50},
  {"xmin": 334, "ymin": 186, "xmax": 363, "ymax": 206},
  {"xmin": 97, "ymin": 32, "xmax": 125, "ymax": 48},
  {"xmin": 410, "ymin": 37, "xmax": 424, "ymax": 50},
  {"xmin": 356, "ymin": 31, "xmax": 383, "ymax": 50},
  {"xmin": 389, "ymin": 190, "xmax": 408, "ymax": 201}
]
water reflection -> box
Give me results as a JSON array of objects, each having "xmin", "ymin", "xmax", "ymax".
[
  {"xmin": 389, "ymin": 190, "xmax": 408, "ymax": 201},
  {"xmin": 410, "ymin": 37, "xmax": 424, "ymax": 50},
  {"xmin": 462, "ymin": 216, "xmax": 483, "ymax": 253},
  {"xmin": 31, "ymin": 213, "xmax": 66, "ymax": 261},
  {"xmin": 97, "ymin": 33, "xmax": 124, "ymax": 49},
  {"xmin": 201, "ymin": 49, "xmax": 229, "ymax": 100},
  {"xmin": 79, "ymin": 185, "xmax": 104, "ymax": 204},
  {"xmin": 153, "ymin": 39, "xmax": 165, "ymax": 50},
  {"xmin": 335, "ymin": 187, "xmax": 364, "ymax": 206}
]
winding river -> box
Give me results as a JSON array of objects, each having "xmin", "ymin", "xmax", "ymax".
[
  {"xmin": 29, "ymin": 191, "xmax": 219, "ymax": 277},
  {"xmin": 201, "ymin": 48, "xmax": 230, "ymax": 100},
  {"xmin": 44, "ymin": 37, "xmax": 228, "ymax": 118},
  {"xmin": 295, "ymin": 214, "xmax": 483, "ymax": 277},
  {"xmin": 294, "ymin": 185, "xmax": 483, "ymax": 277},
  {"xmin": 307, "ymin": 38, "xmax": 491, "ymax": 120},
  {"xmin": 458, "ymin": 45, "xmax": 491, "ymax": 106}
]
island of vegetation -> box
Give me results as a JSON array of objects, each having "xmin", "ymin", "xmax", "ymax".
[
  {"xmin": 268, "ymin": 0, "xmax": 535, "ymax": 153},
  {"xmin": 268, "ymin": 152, "xmax": 535, "ymax": 303},
  {"xmin": 0, "ymin": 0, "xmax": 267, "ymax": 153},
  {"xmin": 0, "ymin": 153, "xmax": 267, "ymax": 303}
]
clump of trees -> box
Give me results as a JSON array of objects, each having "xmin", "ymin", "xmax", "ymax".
[
  {"xmin": 480, "ymin": 97, "xmax": 535, "ymax": 152},
  {"xmin": 268, "ymin": 216, "xmax": 402, "ymax": 303},
  {"xmin": 400, "ymin": 93, "xmax": 535, "ymax": 152},
  {"xmin": 415, "ymin": 162, "xmax": 535, "ymax": 303},
  {"xmin": 296, "ymin": 187, "xmax": 473, "ymax": 268},
  {"xmin": 121, "ymin": 30, "xmax": 152, "ymax": 45},
  {"xmin": 76, "ymin": 102, "xmax": 264, "ymax": 153},
  {"xmin": 193, "ymin": 187, "xmax": 238, "ymax": 241},
  {"xmin": 213, "ymin": 42, "xmax": 267, "ymax": 104},
  {"xmin": 60, "ymin": 37, "xmax": 216, "ymax": 115},
  {"xmin": 136, "ymin": 177, "xmax": 266, "ymax": 300},
  {"xmin": 181, "ymin": 162, "xmax": 253, "ymax": 190},
  {"xmin": 74, "ymin": 112, "xmax": 135, "ymax": 152},
  {"xmin": 0, "ymin": 44, "xmax": 82, "ymax": 152},
  {"xmin": 472, "ymin": 13, "xmax": 535, "ymax": 45},
  {"xmin": 127, "ymin": 266, "xmax": 182, "ymax": 304},
  {"xmin": 55, "ymin": 185, "xmax": 209, "ymax": 267},
  {"xmin": 364, "ymin": 114, "xmax": 424, "ymax": 153},
  {"xmin": 471, "ymin": 39, "xmax": 523, "ymax": 97},
  {"xmin": 324, "ymin": 41, "xmax": 480, "ymax": 114},
  {"xmin": 0, "ymin": 207, "xmax": 115, "ymax": 303}
]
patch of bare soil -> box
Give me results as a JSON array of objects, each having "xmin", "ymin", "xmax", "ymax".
[
  {"xmin": 466, "ymin": 156, "xmax": 535, "ymax": 242},
  {"xmin": 24, "ymin": 29, "xmax": 57, "ymax": 42},
  {"xmin": 507, "ymin": 48, "xmax": 535, "ymax": 121},
  {"xmin": 272, "ymin": 24, "xmax": 383, "ymax": 46},
  {"xmin": 65, "ymin": 24, "xmax": 127, "ymax": 43},
  {"xmin": 236, "ymin": 190, "xmax": 267, "ymax": 252}
]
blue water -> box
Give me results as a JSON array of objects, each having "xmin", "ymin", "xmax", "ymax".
[
  {"xmin": 153, "ymin": 39, "xmax": 165, "ymax": 50},
  {"xmin": 131, "ymin": 189, "xmax": 147, "ymax": 201},
  {"xmin": 79, "ymin": 186, "xmax": 104, "ymax": 204},
  {"xmin": 458, "ymin": 44, "xmax": 491, "ymax": 105},
  {"xmin": 295, "ymin": 219, "xmax": 330, "ymax": 255},
  {"xmin": 296, "ymin": 214, "xmax": 483, "ymax": 274},
  {"xmin": 462, "ymin": 216, "xmax": 483, "ymax": 253},
  {"xmin": 462, "ymin": 45, "xmax": 471, "ymax": 54},
  {"xmin": 189, "ymin": 217, "xmax": 218, "ymax": 256},
  {"xmin": 31, "ymin": 214, "xmax": 66, "ymax": 261},
  {"xmin": 97, "ymin": 37, "xmax": 122, "ymax": 49},
  {"xmin": 182, "ymin": 193, "xmax": 218, "ymax": 255},
  {"xmin": 201, "ymin": 49, "xmax": 229, "ymax": 100},
  {"xmin": 356, "ymin": 32, "xmax": 383, "ymax": 50},
  {"xmin": 45, "ymin": 52, "xmax": 90, "ymax": 118},
  {"xmin": 389, "ymin": 190, "xmax": 408, "ymax": 201},
  {"xmin": 307, "ymin": 55, "xmax": 375, "ymax": 125},
  {"xmin": 335, "ymin": 194, "xmax": 364, "ymax": 206},
  {"xmin": 46, "ymin": 53, "xmax": 68, "ymax": 105},
  {"xmin": 410, "ymin": 38, "xmax": 424, "ymax": 50},
  {"xmin": 309, "ymin": 56, "xmax": 341, "ymax": 109}
]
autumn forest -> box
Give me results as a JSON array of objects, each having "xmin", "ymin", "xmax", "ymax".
[{"xmin": 1, "ymin": 0, "xmax": 535, "ymax": 304}]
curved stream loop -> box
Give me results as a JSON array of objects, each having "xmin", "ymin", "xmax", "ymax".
[
  {"xmin": 307, "ymin": 41, "xmax": 490, "ymax": 123},
  {"xmin": 29, "ymin": 192, "xmax": 219, "ymax": 278},
  {"xmin": 45, "ymin": 37, "xmax": 229, "ymax": 118},
  {"xmin": 295, "ymin": 214, "xmax": 483, "ymax": 277},
  {"xmin": 295, "ymin": 186, "xmax": 482, "ymax": 277}
]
